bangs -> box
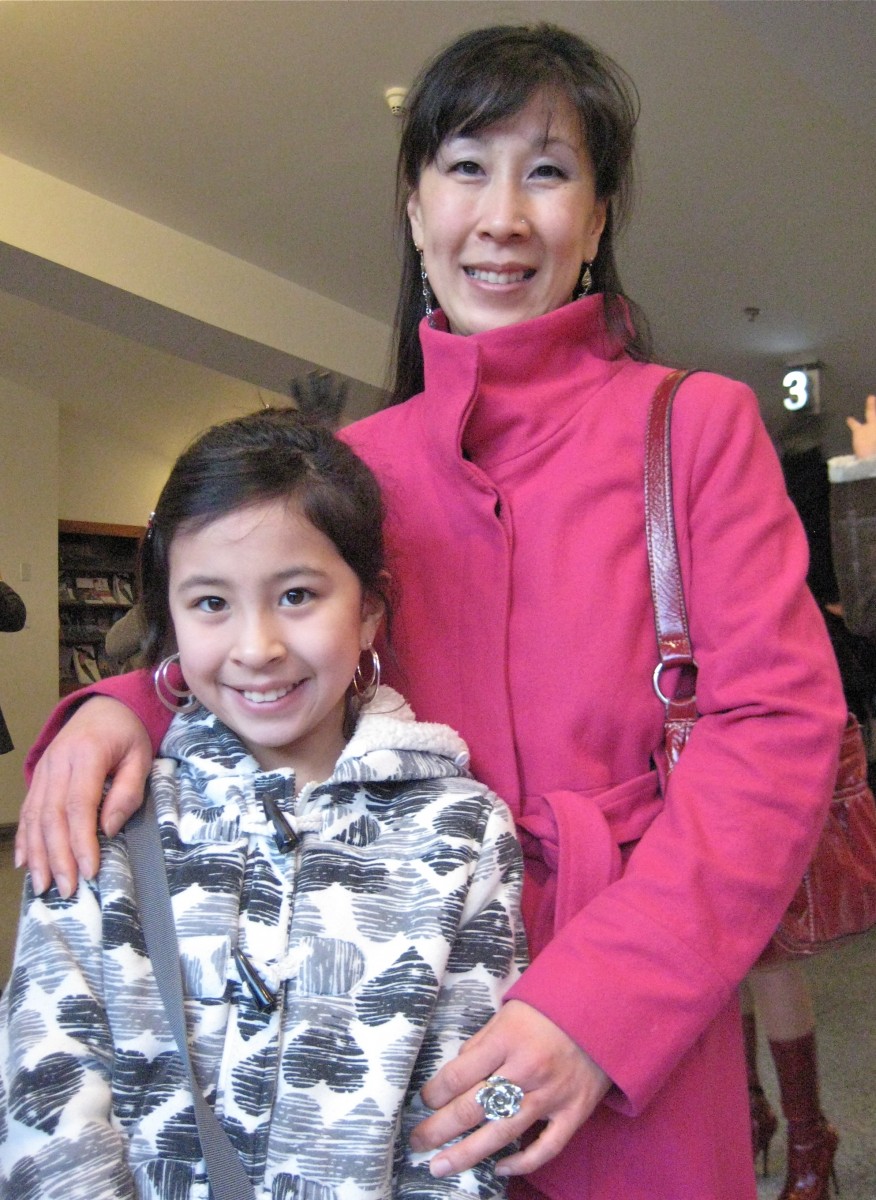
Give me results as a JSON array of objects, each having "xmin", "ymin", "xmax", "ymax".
[{"xmin": 413, "ymin": 51, "xmax": 583, "ymax": 170}]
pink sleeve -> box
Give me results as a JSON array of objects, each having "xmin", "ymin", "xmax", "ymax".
[{"xmin": 24, "ymin": 670, "xmax": 172, "ymax": 783}]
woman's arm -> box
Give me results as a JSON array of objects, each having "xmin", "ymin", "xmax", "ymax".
[
  {"xmin": 16, "ymin": 670, "xmax": 170, "ymax": 897},
  {"xmin": 0, "ymin": 878, "xmax": 136, "ymax": 1199}
]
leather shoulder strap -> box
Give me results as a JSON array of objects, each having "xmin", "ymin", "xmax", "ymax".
[
  {"xmin": 645, "ymin": 370, "xmax": 700, "ymax": 753},
  {"xmin": 645, "ymin": 369, "xmax": 695, "ymax": 670}
]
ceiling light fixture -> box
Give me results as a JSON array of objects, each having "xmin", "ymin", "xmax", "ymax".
[{"xmin": 384, "ymin": 87, "xmax": 407, "ymax": 117}]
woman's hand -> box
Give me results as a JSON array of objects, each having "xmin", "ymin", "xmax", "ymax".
[
  {"xmin": 15, "ymin": 697, "xmax": 152, "ymax": 898},
  {"xmin": 846, "ymin": 394, "xmax": 876, "ymax": 459},
  {"xmin": 410, "ymin": 999, "xmax": 611, "ymax": 1178}
]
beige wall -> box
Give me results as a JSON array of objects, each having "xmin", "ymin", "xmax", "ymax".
[{"xmin": 0, "ymin": 378, "xmax": 60, "ymax": 825}]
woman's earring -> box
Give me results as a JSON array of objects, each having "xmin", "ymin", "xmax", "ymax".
[
  {"xmin": 353, "ymin": 646, "xmax": 381, "ymax": 706},
  {"xmin": 419, "ymin": 250, "xmax": 436, "ymax": 327},
  {"xmin": 154, "ymin": 653, "xmax": 199, "ymax": 714},
  {"xmin": 575, "ymin": 261, "xmax": 593, "ymax": 299}
]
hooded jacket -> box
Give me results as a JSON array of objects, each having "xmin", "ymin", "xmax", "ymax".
[{"xmin": 3, "ymin": 688, "xmax": 525, "ymax": 1200}]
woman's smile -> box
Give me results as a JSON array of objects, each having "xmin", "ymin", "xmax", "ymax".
[{"xmin": 463, "ymin": 264, "xmax": 536, "ymax": 285}]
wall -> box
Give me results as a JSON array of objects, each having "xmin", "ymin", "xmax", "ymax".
[
  {"xmin": 59, "ymin": 410, "xmax": 177, "ymax": 527},
  {"xmin": 0, "ymin": 378, "xmax": 59, "ymax": 825}
]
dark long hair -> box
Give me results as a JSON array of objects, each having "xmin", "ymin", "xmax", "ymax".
[
  {"xmin": 389, "ymin": 22, "xmax": 651, "ymax": 407},
  {"xmin": 139, "ymin": 408, "xmax": 391, "ymax": 665}
]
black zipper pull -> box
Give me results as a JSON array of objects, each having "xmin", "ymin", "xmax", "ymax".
[
  {"xmin": 232, "ymin": 947, "xmax": 277, "ymax": 1012},
  {"xmin": 261, "ymin": 794, "xmax": 300, "ymax": 852}
]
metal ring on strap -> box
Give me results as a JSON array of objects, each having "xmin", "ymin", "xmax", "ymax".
[{"xmin": 652, "ymin": 660, "xmax": 697, "ymax": 707}]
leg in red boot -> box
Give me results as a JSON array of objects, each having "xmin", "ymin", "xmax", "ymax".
[{"xmin": 769, "ymin": 1031, "xmax": 839, "ymax": 1200}]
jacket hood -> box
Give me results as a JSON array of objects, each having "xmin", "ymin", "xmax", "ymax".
[{"xmin": 159, "ymin": 686, "xmax": 471, "ymax": 792}]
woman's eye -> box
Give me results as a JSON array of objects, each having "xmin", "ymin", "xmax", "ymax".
[
  {"xmin": 531, "ymin": 163, "xmax": 567, "ymax": 180},
  {"xmin": 281, "ymin": 588, "xmax": 311, "ymax": 607},
  {"xmin": 450, "ymin": 159, "xmax": 483, "ymax": 177},
  {"xmin": 196, "ymin": 596, "xmax": 226, "ymax": 613}
]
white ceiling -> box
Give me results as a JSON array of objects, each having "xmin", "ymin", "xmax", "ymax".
[{"xmin": 0, "ymin": 0, "xmax": 873, "ymax": 452}]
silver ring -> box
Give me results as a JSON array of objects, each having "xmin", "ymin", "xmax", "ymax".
[{"xmin": 475, "ymin": 1075, "xmax": 524, "ymax": 1121}]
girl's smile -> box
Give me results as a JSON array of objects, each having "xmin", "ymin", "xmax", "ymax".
[{"xmin": 168, "ymin": 498, "xmax": 383, "ymax": 783}]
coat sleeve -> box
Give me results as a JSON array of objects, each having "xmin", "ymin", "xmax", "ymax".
[
  {"xmin": 506, "ymin": 377, "xmax": 847, "ymax": 1114},
  {"xmin": 0, "ymin": 876, "xmax": 136, "ymax": 1199},
  {"xmin": 24, "ymin": 669, "xmax": 172, "ymax": 783},
  {"xmin": 397, "ymin": 792, "xmax": 526, "ymax": 1198}
]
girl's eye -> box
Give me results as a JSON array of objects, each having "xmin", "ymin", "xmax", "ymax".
[
  {"xmin": 196, "ymin": 596, "xmax": 226, "ymax": 613},
  {"xmin": 281, "ymin": 588, "xmax": 312, "ymax": 607},
  {"xmin": 450, "ymin": 159, "xmax": 483, "ymax": 177}
]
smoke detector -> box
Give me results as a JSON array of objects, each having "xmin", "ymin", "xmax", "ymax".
[{"xmin": 384, "ymin": 87, "xmax": 407, "ymax": 117}]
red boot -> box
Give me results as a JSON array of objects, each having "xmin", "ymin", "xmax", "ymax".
[
  {"xmin": 744, "ymin": 1011, "xmax": 778, "ymax": 1176},
  {"xmin": 769, "ymin": 1032, "xmax": 839, "ymax": 1200}
]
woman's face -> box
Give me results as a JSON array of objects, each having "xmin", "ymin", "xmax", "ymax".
[{"xmin": 407, "ymin": 91, "xmax": 607, "ymax": 337}]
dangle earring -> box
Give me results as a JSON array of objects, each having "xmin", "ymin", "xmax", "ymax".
[
  {"xmin": 154, "ymin": 653, "xmax": 199, "ymax": 713},
  {"xmin": 353, "ymin": 645, "xmax": 381, "ymax": 706},
  {"xmin": 574, "ymin": 261, "xmax": 593, "ymax": 299},
  {"xmin": 418, "ymin": 250, "xmax": 436, "ymax": 327}
]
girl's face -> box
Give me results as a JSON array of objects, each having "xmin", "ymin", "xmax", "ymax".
[
  {"xmin": 168, "ymin": 498, "xmax": 383, "ymax": 783},
  {"xmin": 407, "ymin": 90, "xmax": 607, "ymax": 337}
]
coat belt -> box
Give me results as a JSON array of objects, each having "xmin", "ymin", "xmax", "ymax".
[{"xmin": 516, "ymin": 772, "xmax": 663, "ymax": 955}]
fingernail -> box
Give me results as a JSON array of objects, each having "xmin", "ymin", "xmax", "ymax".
[
  {"xmin": 14, "ymin": 846, "xmax": 24, "ymax": 870},
  {"xmin": 429, "ymin": 1155, "xmax": 452, "ymax": 1178},
  {"xmin": 56, "ymin": 874, "xmax": 72, "ymax": 900},
  {"xmin": 78, "ymin": 857, "xmax": 97, "ymax": 881}
]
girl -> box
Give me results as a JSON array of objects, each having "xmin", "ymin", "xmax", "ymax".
[{"xmin": 0, "ymin": 409, "xmax": 525, "ymax": 1199}]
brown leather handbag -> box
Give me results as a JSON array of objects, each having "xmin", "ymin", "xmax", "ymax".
[{"xmin": 646, "ymin": 369, "xmax": 876, "ymax": 959}]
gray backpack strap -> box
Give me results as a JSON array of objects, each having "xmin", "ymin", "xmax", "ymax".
[{"xmin": 126, "ymin": 789, "xmax": 257, "ymax": 1200}]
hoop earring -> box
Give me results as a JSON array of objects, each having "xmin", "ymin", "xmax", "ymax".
[
  {"xmin": 574, "ymin": 261, "xmax": 593, "ymax": 299},
  {"xmin": 353, "ymin": 646, "xmax": 381, "ymax": 705},
  {"xmin": 418, "ymin": 250, "xmax": 436, "ymax": 328},
  {"xmin": 154, "ymin": 653, "xmax": 199, "ymax": 714}
]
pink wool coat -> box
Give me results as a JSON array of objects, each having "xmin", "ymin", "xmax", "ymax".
[{"xmin": 31, "ymin": 297, "xmax": 846, "ymax": 1199}]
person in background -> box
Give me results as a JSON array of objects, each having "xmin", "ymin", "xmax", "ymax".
[
  {"xmin": 845, "ymin": 393, "xmax": 876, "ymax": 462},
  {"xmin": 14, "ymin": 24, "xmax": 846, "ymax": 1200},
  {"xmin": 829, "ymin": 394, "xmax": 876, "ymax": 643},
  {"xmin": 104, "ymin": 601, "xmax": 147, "ymax": 673},
  {"xmin": 0, "ymin": 573, "xmax": 26, "ymax": 755},
  {"xmin": 0, "ymin": 408, "xmax": 525, "ymax": 1199}
]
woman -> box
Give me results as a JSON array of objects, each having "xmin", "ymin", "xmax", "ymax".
[{"xmin": 17, "ymin": 24, "xmax": 845, "ymax": 1199}]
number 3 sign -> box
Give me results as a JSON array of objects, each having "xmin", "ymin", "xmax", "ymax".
[{"xmin": 782, "ymin": 365, "xmax": 821, "ymax": 413}]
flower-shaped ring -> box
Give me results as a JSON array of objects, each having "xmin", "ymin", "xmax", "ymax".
[{"xmin": 475, "ymin": 1075, "xmax": 525, "ymax": 1121}]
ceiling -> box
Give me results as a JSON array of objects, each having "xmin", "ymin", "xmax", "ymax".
[{"xmin": 0, "ymin": 0, "xmax": 873, "ymax": 452}]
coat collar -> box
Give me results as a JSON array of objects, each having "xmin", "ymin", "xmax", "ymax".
[{"xmin": 416, "ymin": 295, "xmax": 625, "ymax": 473}]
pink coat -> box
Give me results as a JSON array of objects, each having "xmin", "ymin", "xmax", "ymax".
[{"xmin": 31, "ymin": 297, "xmax": 846, "ymax": 1199}]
